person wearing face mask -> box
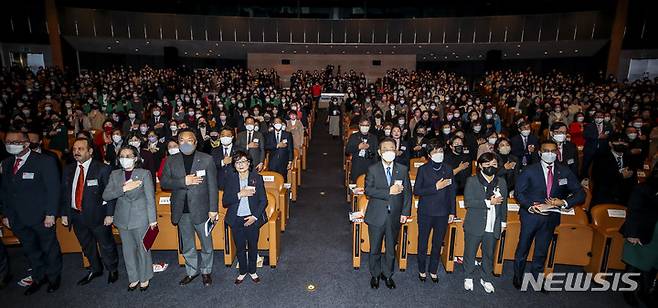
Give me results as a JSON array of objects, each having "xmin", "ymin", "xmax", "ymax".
[
  {"xmin": 591, "ymin": 134, "xmax": 637, "ymax": 208},
  {"xmin": 389, "ymin": 126, "xmax": 410, "ymax": 166},
  {"xmin": 345, "ymin": 118, "xmax": 379, "ymax": 182},
  {"xmin": 444, "ymin": 136, "xmax": 471, "ymax": 195},
  {"xmin": 167, "ymin": 121, "xmax": 180, "ymax": 140},
  {"xmin": 236, "ymin": 117, "xmax": 265, "ymax": 172},
  {"xmin": 512, "ymin": 140, "xmax": 584, "ymax": 291},
  {"xmin": 625, "ymin": 126, "xmax": 649, "ymax": 171},
  {"xmin": 619, "ymin": 165, "xmax": 658, "ymax": 307},
  {"xmin": 102, "ymin": 145, "xmax": 156, "ymax": 292},
  {"xmin": 410, "ymin": 126, "xmax": 429, "ymax": 159},
  {"xmin": 477, "ymin": 132, "xmax": 498, "ymax": 159},
  {"xmin": 160, "ymin": 130, "xmax": 218, "ymax": 287},
  {"xmin": 494, "ymin": 138, "xmax": 520, "ymax": 194},
  {"xmin": 156, "ymin": 140, "xmax": 179, "ymax": 180},
  {"xmin": 356, "ymin": 138, "xmax": 411, "ymax": 289},
  {"xmin": 510, "ymin": 122, "xmax": 539, "ymax": 167},
  {"xmin": 215, "ymin": 111, "xmax": 232, "ymax": 131},
  {"xmin": 568, "ymin": 112, "xmax": 586, "ymax": 147},
  {"xmin": 27, "ymin": 131, "xmax": 61, "ymax": 171},
  {"xmin": 201, "ymin": 128, "xmax": 221, "ymax": 153},
  {"xmin": 1, "ymin": 130, "xmax": 62, "ymax": 295},
  {"xmin": 126, "ymin": 133, "xmax": 157, "ymax": 182},
  {"xmin": 413, "ymin": 141, "xmax": 456, "ymax": 284},
  {"xmin": 60, "ymin": 138, "xmax": 119, "ymax": 287},
  {"xmin": 327, "ymin": 99, "xmax": 342, "ymax": 138},
  {"xmin": 582, "ymin": 111, "xmax": 612, "ymax": 177},
  {"xmin": 122, "ymin": 109, "xmax": 141, "ymax": 134},
  {"xmin": 105, "ymin": 129, "xmax": 124, "ymax": 169},
  {"xmin": 463, "ymin": 153, "xmax": 508, "ymax": 293},
  {"xmin": 210, "ymin": 128, "xmax": 237, "ymax": 187},
  {"xmin": 46, "ymin": 114, "xmax": 69, "ymax": 154},
  {"xmin": 148, "ymin": 106, "xmax": 168, "ymax": 136},
  {"xmin": 265, "ymin": 118, "xmax": 294, "ymax": 182},
  {"xmin": 549, "ymin": 122, "xmax": 579, "ymax": 176},
  {"xmin": 286, "ymin": 110, "xmax": 305, "ymax": 151}
]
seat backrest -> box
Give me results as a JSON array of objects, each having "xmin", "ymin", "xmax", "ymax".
[
  {"xmin": 260, "ymin": 171, "xmax": 284, "ymax": 192},
  {"xmin": 357, "ymin": 195, "xmax": 369, "ymax": 212},
  {"xmin": 155, "ymin": 189, "xmax": 172, "ymax": 214},
  {"xmin": 409, "ymin": 157, "xmax": 427, "ymax": 177},
  {"xmin": 456, "ymin": 195, "xmax": 466, "ymax": 218},
  {"xmin": 560, "ymin": 206, "xmax": 589, "ymax": 226},
  {"xmin": 590, "ymin": 204, "xmax": 626, "ymax": 231},
  {"xmin": 356, "ymin": 174, "xmax": 366, "ymax": 188},
  {"xmin": 266, "ymin": 192, "xmax": 276, "ymax": 217}
]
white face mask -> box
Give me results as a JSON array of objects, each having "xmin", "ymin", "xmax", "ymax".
[
  {"xmin": 553, "ymin": 133, "xmax": 566, "ymax": 143},
  {"xmin": 112, "ymin": 135, "xmax": 122, "ymax": 143},
  {"xmin": 627, "ymin": 133, "xmax": 638, "ymax": 141},
  {"xmin": 473, "ymin": 125, "xmax": 482, "ymax": 132},
  {"xmin": 487, "ymin": 138, "xmax": 497, "ymax": 145},
  {"xmin": 129, "ymin": 141, "xmax": 141, "ymax": 148},
  {"xmin": 541, "ymin": 152, "xmax": 557, "ymax": 164},
  {"xmin": 273, "ymin": 123, "xmax": 283, "ymax": 130},
  {"xmin": 170, "ymin": 125, "xmax": 178, "ymax": 131},
  {"xmin": 245, "ymin": 124, "xmax": 255, "ymax": 131},
  {"xmin": 380, "ymin": 151, "xmax": 396, "ymax": 163},
  {"xmin": 442, "ymin": 128, "xmax": 451, "ymax": 135},
  {"xmin": 119, "ymin": 158, "xmax": 135, "ymax": 170},
  {"xmin": 384, "ymin": 129, "xmax": 391, "ymax": 136},
  {"xmin": 168, "ymin": 148, "xmax": 180, "ymax": 155},
  {"xmin": 520, "ymin": 130, "xmax": 531, "ymax": 137},
  {"xmin": 220, "ymin": 136, "xmax": 233, "ymax": 145},
  {"xmin": 431, "ymin": 152, "xmax": 444, "ymax": 163},
  {"xmin": 6, "ymin": 144, "xmax": 25, "ymax": 155},
  {"xmin": 360, "ymin": 126, "xmax": 370, "ymax": 134},
  {"xmin": 498, "ymin": 146, "xmax": 511, "ymax": 155}
]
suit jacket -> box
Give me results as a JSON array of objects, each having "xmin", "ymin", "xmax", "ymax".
[
  {"xmin": 221, "ymin": 170, "xmax": 267, "ymax": 228},
  {"xmin": 60, "ymin": 160, "xmax": 115, "ymax": 227},
  {"xmin": 102, "ymin": 168, "xmax": 156, "ymax": 230},
  {"xmin": 620, "ymin": 182, "xmax": 658, "ymax": 244},
  {"xmin": 210, "ymin": 144, "xmax": 239, "ymax": 189},
  {"xmin": 393, "ymin": 139, "xmax": 410, "ymax": 166},
  {"xmin": 583, "ymin": 122, "xmax": 612, "ymax": 156},
  {"xmin": 265, "ymin": 130, "xmax": 294, "ymax": 171},
  {"xmin": 345, "ymin": 132, "xmax": 379, "ymax": 182},
  {"xmin": 515, "ymin": 161, "xmax": 585, "ymax": 226},
  {"xmin": 510, "ymin": 134, "xmax": 539, "ymax": 163},
  {"xmin": 557, "ymin": 141, "xmax": 579, "ymax": 176},
  {"xmin": 0, "ymin": 152, "xmax": 60, "ymax": 226},
  {"xmin": 413, "ymin": 161, "xmax": 457, "ymax": 217},
  {"xmin": 463, "ymin": 176, "xmax": 508, "ymax": 238},
  {"xmin": 364, "ymin": 161, "xmax": 412, "ymax": 227},
  {"xmin": 160, "ymin": 151, "xmax": 219, "ymax": 225},
  {"xmin": 235, "ymin": 130, "xmax": 265, "ymax": 167},
  {"xmin": 591, "ymin": 151, "xmax": 636, "ymax": 206}
]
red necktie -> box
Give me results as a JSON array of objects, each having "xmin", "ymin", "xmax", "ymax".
[
  {"xmin": 557, "ymin": 146, "xmax": 562, "ymax": 162},
  {"xmin": 546, "ymin": 165, "xmax": 554, "ymax": 198},
  {"xmin": 75, "ymin": 165, "xmax": 85, "ymax": 211},
  {"xmin": 12, "ymin": 158, "xmax": 22, "ymax": 175}
]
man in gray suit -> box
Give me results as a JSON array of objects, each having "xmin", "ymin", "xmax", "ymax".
[
  {"xmin": 235, "ymin": 117, "xmax": 265, "ymax": 172},
  {"xmin": 363, "ymin": 138, "xmax": 412, "ymax": 289},
  {"xmin": 160, "ymin": 129, "xmax": 218, "ymax": 287}
]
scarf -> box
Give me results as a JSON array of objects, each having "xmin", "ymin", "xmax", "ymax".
[{"xmin": 477, "ymin": 171, "xmax": 499, "ymax": 199}]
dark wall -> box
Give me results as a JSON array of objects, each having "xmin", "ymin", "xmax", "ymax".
[{"xmin": 76, "ymin": 52, "xmax": 246, "ymax": 70}]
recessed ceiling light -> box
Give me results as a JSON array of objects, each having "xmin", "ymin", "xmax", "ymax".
[
  {"xmin": 135, "ymin": 48, "xmax": 139, "ymax": 52},
  {"xmin": 378, "ymin": 51, "xmax": 382, "ymax": 54},
  {"xmin": 195, "ymin": 52, "xmax": 199, "ymax": 56},
  {"xmin": 106, "ymin": 46, "xmax": 111, "ymax": 50},
  {"xmin": 217, "ymin": 54, "xmax": 221, "ymax": 57},
  {"xmin": 478, "ymin": 54, "xmax": 483, "ymax": 58},
  {"xmin": 146, "ymin": 41, "xmax": 150, "ymax": 44},
  {"xmin": 423, "ymin": 56, "xmax": 426, "ymax": 60},
  {"xmin": 455, "ymin": 55, "xmax": 459, "ymax": 58},
  {"xmin": 430, "ymin": 53, "xmax": 434, "ymax": 56},
  {"xmin": 281, "ymin": 50, "xmax": 285, "ymax": 53},
  {"xmin": 504, "ymin": 53, "xmax": 507, "ymax": 57},
  {"xmin": 241, "ymin": 43, "xmax": 245, "ymax": 47},
  {"xmin": 115, "ymin": 40, "xmax": 120, "ymax": 44},
  {"xmin": 366, "ymin": 51, "xmax": 370, "ymax": 54},
  {"xmin": 574, "ymin": 49, "xmax": 579, "ymax": 53},
  {"xmin": 184, "ymin": 51, "xmax": 188, "ymax": 55},
  {"xmin": 544, "ymin": 51, "xmax": 548, "ymax": 55},
  {"xmin": 341, "ymin": 51, "xmax": 345, "ymax": 53},
  {"xmin": 451, "ymin": 52, "xmax": 455, "ymax": 55},
  {"xmin": 306, "ymin": 50, "xmax": 309, "ymax": 53},
  {"xmin": 444, "ymin": 56, "xmax": 448, "ymax": 59},
  {"xmin": 517, "ymin": 44, "xmax": 521, "ymax": 48},
  {"xmin": 393, "ymin": 46, "xmax": 396, "ymax": 49},
  {"xmin": 293, "ymin": 50, "xmax": 297, "ymax": 53},
  {"xmin": 445, "ymin": 45, "xmax": 449, "ymax": 48},
  {"xmin": 215, "ymin": 43, "xmax": 219, "ymax": 46},
  {"xmin": 418, "ymin": 45, "xmax": 422, "ymax": 48},
  {"xmin": 391, "ymin": 51, "xmax": 395, "ymax": 54},
  {"xmin": 467, "ymin": 55, "xmax": 470, "ymax": 58},
  {"xmin": 516, "ymin": 52, "xmax": 520, "ymax": 56},
  {"xmin": 559, "ymin": 50, "xmax": 563, "ymax": 54}
]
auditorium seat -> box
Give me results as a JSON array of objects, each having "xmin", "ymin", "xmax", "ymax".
[
  {"xmin": 585, "ymin": 204, "xmax": 627, "ymax": 274},
  {"xmin": 408, "ymin": 157, "xmax": 427, "ymax": 179},
  {"xmin": 348, "ymin": 174, "xmax": 366, "ymax": 211},
  {"xmin": 152, "ymin": 189, "xmax": 186, "ymax": 266},
  {"xmin": 352, "ymin": 195, "xmax": 397, "ymax": 270},
  {"xmin": 552, "ymin": 206, "xmax": 594, "ymax": 268},
  {"xmin": 260, "ymin": 171, "xmax": 290, "ymax": 232},
  {"xmin": 55, "ymin": 217, "xmax": 90, "ymax": 267}
]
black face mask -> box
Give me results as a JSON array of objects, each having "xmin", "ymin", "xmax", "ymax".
[
  {"xmin": 29, "ymin": 142, "xmax": 41, "ymax": 150},
  {"xmin": 482, "ymin": 166, "xmax": 497, "ymax": 176},
  {"xmin": 210, "ymin": 135, "xmax": 218, "ymax": 141},
  {"xmin": 612, "ymin": 143, "xmax": 627, "ymax": 153},
  {"xmin": 453, "ymin": 145, "xmax": 463, "ymax": 154}
]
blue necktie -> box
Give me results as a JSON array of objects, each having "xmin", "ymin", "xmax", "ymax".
[{"xmin": 386, "ymin": 166, "xmax": 392, "ymax": 186}]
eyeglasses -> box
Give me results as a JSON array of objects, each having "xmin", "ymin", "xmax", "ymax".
[{"xmin": 235, "ymin": 160, "xmax": 249, "ymax": 165}]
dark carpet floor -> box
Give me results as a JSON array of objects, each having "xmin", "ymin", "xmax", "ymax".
[{"xmin": 1, "ymin": 110, "xmax": 630, "ymax": 307}]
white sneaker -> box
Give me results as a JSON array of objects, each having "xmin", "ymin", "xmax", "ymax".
[
  {"xmin": 480, "ymin": 279, "xmax": 495, "ymax": 293},
  {"xmin": 464, "ymin": 278, "xmax": 473, "ymax": 291}
]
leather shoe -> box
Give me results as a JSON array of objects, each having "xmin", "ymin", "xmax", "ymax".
[
  {"xmin": 0, "ymin": 274, "xmax": 12, "ymax": 289},
  {"xmin": 24, "ymin": 279, "xmax": 44, "ymax": 296},
  {"xmin": 418, "ymin": 273, "xmax": 426, "ymax": 282},
  {"xmin": 512, "ymin": 275, "xmax": 522, "ymax": 290},
  {"xmin": 235, "ymin": 276, "xmax": 245, "ymax": 285},
  {"xmin": 179, "ymin": 274, "xmax": 199, "ymax": 286},
  {"xmin": 47, "ymin": 276, "xmax": 61, "ymax": 293},
  {"xmin": 370, "ymin": 276, "xmax": 380, "ymax": 289},
  {"xmin": 77, "ymin": 271, "xmax": 103, "ymax": 286},
  {"xmin": 201, "ymin": 274, "xmax": 212, "ymax": 287},
  {"xmin": 383, "ymin": 277, "xmax": 396, "ymax": 289},
  {"xmin": 108, "ymin": 271, "xmax": 119, "ymax": 284}
]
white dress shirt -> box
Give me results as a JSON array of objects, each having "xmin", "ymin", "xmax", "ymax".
[
  {"xmin": 220, "ymin": 144, "xmax": 233, "ymax": 167},
  {"xmin": 71, "ymin": 158, "xmax": 92, "ymax": 209},
  {"xmin": 13, "ymin": 149, "xmax": 31, "ymax": 171}
]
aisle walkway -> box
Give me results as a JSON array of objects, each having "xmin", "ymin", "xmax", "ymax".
[{"xmin": 1, "ymin": 110, "xmax": 627, "ymax": 307}]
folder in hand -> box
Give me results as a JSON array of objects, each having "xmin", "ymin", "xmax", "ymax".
[{"xmin": 142, "ymin": 226, "xmax": 159, "ymax": 251}]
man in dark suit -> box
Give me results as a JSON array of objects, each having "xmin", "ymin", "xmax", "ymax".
[
  {"xmin": 121, "ymin": 109, "xmax": 141, "ymax": 134},
  {"xmin": 591, "ymin": 134, "xmax": 636, "ymax": 207},
  {"xmin": 211, "ymin": 128, "xmax": 237, "ymax": 188},
  {"xmin": 148, "ymin": 106, "xmax": 168, "ymax": 136},
  {"xmin": 60, "ymin": 137, "xmax": 119, "ymax": 285},
  {"xmin": 512, "ymin": 140, "xmax": 585, "ymax": 291},
  {"xmin": 27, "ymin": 131, "xmax": 61, "ymax": 172},
  {"xmin": 160, "ymin": 130, "xmax": 218, "ymax": 287},
  {"xmin": 265, "ymin": 117, "xmax": 294, "ymax": 181},
  {"xmin": 235, "ymin": 117, "xmax": 265, "ymax": 172},
  {"xmin": 0, "ymin": 240, "xmax": 9, "ymax": 289},
  {"xmin": 582, "ymin": 111, "xmax": 612, "ymax": 177},
  {"xmin": 549, "ymin": 122, "xmax": 579, "ymax": 176},
  {"xmin": 510, "ymin": 122, "xmax": 539, "ymax": 167},
  {"xmin": 0, "ymin": 130, "xmax": 62, "ymax": 295},
  {"xmin": 362, "ymin": 138, "xmax": 412, "ymax": 289},
  {"xmin": 346, "ymin": 118, "xmax": 379, "ymax": 183}
]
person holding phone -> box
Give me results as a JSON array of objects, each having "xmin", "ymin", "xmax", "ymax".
[
  {"xmin": 221, "ymin": 151, "xmax": 267, "ymax": 285},
  {"xmin": 413, "ymin": 140, "xmax": 456, "ymax": 284},
  {"xmin": 463, "ymin": 152, "xmax": 508, "ymax": 293},
  {"xmin": 102, "ymin": 145, "xmax": 156, "ymax": 292}
]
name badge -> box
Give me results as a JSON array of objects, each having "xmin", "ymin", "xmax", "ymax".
[
  {"xmin": 22, "ymin": 172, "xmax": 35, "ymax": 180},
  {"xmin": 263, "ymin": 175, "xmax": 275, "ymax": 182},
  {"xmin": 421, "ymin": 144, "xmax": 427, "ymax": 148},
  {"xmin": 463, "ymin": 149, "xmax": 470, "ymax": 154},
  {"xmin": 567, "ymin": 158, "xmax": 575, "ymax": 165},
  {"xmin": 253, "ymin": 138, "xmax": 259, "ymax": 143},
  {"xmin": 558, "ymin": 178, "xmax": 568, "ymax": 186},
  {"xmin": 87, "ymin": 179, "xmax": 99, "ymax": 186},
  {"xmin": 282, "ymin": 139, "xmax": 288, "ymax": 143},
  {"xmin": 196, "ymin": 170, "xmax": 206, "ymax": 177},
  {"xmin": 400, "ymin": 146, "xmax": 407, "ymax": 151}
]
